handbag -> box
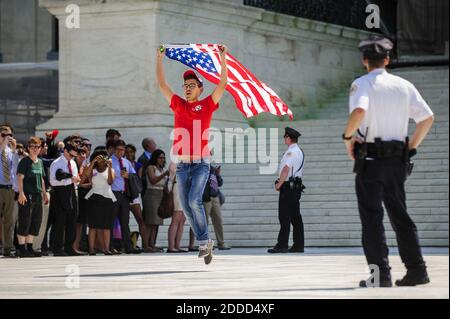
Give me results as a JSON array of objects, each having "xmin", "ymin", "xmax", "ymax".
[
  {"xmin": 125, "ymin": 173, "xmax": 143, "ymax": 200},
  {"xmin": 158, "ymin": 176, "xmax": 176, "ymax": 219},
  {"xmin": 218, "ymin": 190, "xmax": 225, "ymax": 206}
]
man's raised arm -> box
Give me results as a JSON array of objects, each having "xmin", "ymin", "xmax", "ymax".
[
  {"xmin": 156, "ymin": 47, "xmax": 174, "ymax": 104},
  {"xmin": 211, "ymin": 45, "xmax": 228, "ymax": 105}
]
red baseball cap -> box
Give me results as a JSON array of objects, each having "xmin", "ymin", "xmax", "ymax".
[
  {"xmin": 51, "ymin": 129, "xmax": 59, "ymax": 140},
  {"xmin": 183, "ymin": 70, "xmax": 203, "ymax": 85}
]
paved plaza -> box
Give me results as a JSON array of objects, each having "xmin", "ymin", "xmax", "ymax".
[{"xmin": 0, "ymin": 248, "xmax": 448, "ymax": 299}]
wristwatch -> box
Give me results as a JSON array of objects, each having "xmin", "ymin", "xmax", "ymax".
[{"xmin": 342, "ymin": 134, "xmax": 353, "ymax": 141}]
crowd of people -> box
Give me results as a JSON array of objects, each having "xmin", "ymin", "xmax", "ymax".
[{"xmin": 0, "ymin": 125, "xmax": 230, "ymax": 258}]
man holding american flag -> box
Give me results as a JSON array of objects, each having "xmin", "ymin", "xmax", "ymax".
[{"xmin": 156, "ymin": 44, "xmax": 228, "ymax": 265}]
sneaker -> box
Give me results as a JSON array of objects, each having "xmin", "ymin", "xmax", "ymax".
[{"xmin": 198, "ymin": 240, "xmax": 214, "ymax": 265}]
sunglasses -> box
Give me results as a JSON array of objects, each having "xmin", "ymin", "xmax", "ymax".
[
  {"xmin": 28, "ymin": 145, "xmax": 41, "ymax": 150},
  {"xmin": 182, "ymin": 83, "xmax": 198, "ymax": 90},
  {"xmin": 1, "ymin": 133, "xmax": 13, "ymax": 138}
]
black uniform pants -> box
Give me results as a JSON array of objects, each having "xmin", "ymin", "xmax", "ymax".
[
  {"xmin": 113, "ymin": 191, "xmax": 132, "ymax": 251},
  {"xmin": 356, "ymin": 157, "xmax": 426, "ymax": 277},
  {"xmin": 276, "ymin": 185, "xmax": 304, "ymax": 249},
  {"xmin": 50, "ymin": 185, "xmax": 78, "ymax": 253}
]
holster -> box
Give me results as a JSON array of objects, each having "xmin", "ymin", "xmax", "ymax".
[
  {"xmin": 404, "ymin": 137, "xmax": 414, "ymax": 177},
  {"xmin": 353, "ymin": 142, "xmax": 367, "ymax": 175}
]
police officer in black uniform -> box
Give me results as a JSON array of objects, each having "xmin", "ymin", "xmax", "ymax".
[
  {"xmin": 343, "ymin": 36, "xmax": 435, "ymax": 287},
  {"xmin": 268, "ymin": 127, "xmax": 305, "ymax": 254}
]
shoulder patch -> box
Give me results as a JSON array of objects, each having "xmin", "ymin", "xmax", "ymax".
[{"xmin": 350, "ymin": 84, "xmax": 358, "ymax": 96}]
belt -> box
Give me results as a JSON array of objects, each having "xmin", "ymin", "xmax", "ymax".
[
  {"xmin": 177, "ymin": 155, "xmax": 210, "ymax": 164},
  {"xmin": 355, "ymin": 141, "xmax": 406, "ymax": 159},
  {"xmin": 0, "ymin": 184, "xmax": 13, "ymax": 189}
]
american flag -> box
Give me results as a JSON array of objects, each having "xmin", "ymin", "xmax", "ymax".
[{"xmin": 165, "ymin": 44, "xmax": 293, "ymax": 119}]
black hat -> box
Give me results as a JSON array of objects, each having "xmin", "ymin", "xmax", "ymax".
[
  {"xmin": 358, "ymin": 36, "xmax": 394, "ymax": 59},
  {"xmin": 284, "ymin": 127, "xmax": 301, "ymax": 139}
]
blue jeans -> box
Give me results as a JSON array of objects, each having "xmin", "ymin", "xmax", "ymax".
[{"xmin": 176, "ymin": 161, "xmax": 210, "ymax": 245}]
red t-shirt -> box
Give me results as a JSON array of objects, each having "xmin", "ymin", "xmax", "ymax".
[{"xmin": 170, "ymin": 94, "xmax": 219, "ymax": 157}]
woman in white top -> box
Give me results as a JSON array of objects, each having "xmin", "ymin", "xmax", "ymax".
[
  {"xmin": 84, "ymin": 150, "xmax": 116, "ymax": 256},
  {"xmin": 167, "ymin": 162, "xmax": 187, "ymax": 253},
  {"xmin": 142, "ymin": 149, "xmax": 169, "ymax": 252}
]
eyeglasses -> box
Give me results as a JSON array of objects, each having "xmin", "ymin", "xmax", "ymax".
[
  {"xmin": 182, "ymin": 83, "xmax": 198, "ymax": 90},
  {"xmin": 69, "ymin": 152, "xmax": 78, "ymax": 157},
  {"xmin": 1, "ymin": 133, "xmax": 13, "ymax": 138},
  {"xmin": 28, "ymin": 145, "xmax": 41, "ymax": 150}
]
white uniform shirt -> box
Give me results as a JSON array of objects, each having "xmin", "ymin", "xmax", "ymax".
[
  {"xmin": 278, "ymin": 144, "xmax": 305, "ymax": 178},
  {"xmin": 349, "ymin": 68, "xmax": 434, "ymax": 143},
  {"xmin": 50, "ymin": 155, "xmax": 78, "ymax": 187}
]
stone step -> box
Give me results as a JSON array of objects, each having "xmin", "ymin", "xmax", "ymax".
[
  {"xmin": 221, "ymin": 209, "xmax": 447, "ymax": 220},
  {"xmin": 221, "ymin": 199, "xmax": 448, "ymax": 211},
  {"xmin": 220, "ymin": 172, "xmax": 449, "ymax": 183},
  {"xmin": 221, "ymin": 185, "xmax": 449, "ymax": 196},
  {"xmin": 203, "ymin": 210, "xmax": 449, "ymax": 224},
  {"xmin": 223, "ymin": 191, "xmax": 448, "ymax": 203}
]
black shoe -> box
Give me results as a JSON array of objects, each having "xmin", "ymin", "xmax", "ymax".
[
  {"xmin": 359, "ymin": 278, "xmax": 393, "ymax": 288},
  {"xmin": 32, "ymin": 251, "xmax": 43, "ymax": 258},
  {"xmin": 68, "ymin": 251, "xmax": 86, "ymax": 256},
  {"xmin": 3, "ymin": 249, "xmax": 18, "ymax": 258},
  {"xmin": 89, "ymin": 252, "xmax": 97, "ymax": 256},
  {"xmin": 188, "ymin": 247, "xmax": 199, "ymax": 252},
  {"xmin": 18, "ymin": 250, "xmax": 34, "ymax": 258},
  {"xmin": 125, "ymin": 248, "xmax": 142, "ymax": 254},
  {"xmin": 41, "ymin": 250, "xmax": 49, "ymax": 257},
  {"xmin": 288, "ymin": 247, "xmax": 304, "ymax": 253},
  {"xmin": 53, "ymin": 251, "xmax": 68, "ymax": 257},
  {"xmin": 103, "ymin": 251, "xmax": 113, "ymax": 256},
  {"xmin": 395, "ymin": 274, "xmax": 430, "ymax": 287},
  {"xmin": 267, "ymin": 247, "xmax": 289, "ymax": 254},
  {"xmin": 218, "ymin": 245, "xmax": 231, "ymax": 251}
]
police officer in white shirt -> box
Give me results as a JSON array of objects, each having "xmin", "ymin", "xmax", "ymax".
[
  {"xmin": 343, "ymin": 36, "xmax": 435, "ymax": 287},
  {"xmin": 269, "ymin": 127, "xmax": 305, "ymax": 254},
  {"xmin": 49, "ymin": 143, "xmax": 81, "ymax": 256}
]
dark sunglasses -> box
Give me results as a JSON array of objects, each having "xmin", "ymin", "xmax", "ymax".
[{"xmin": 1, "ymin": 133, "xmax": 13, "ymax": 138}]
